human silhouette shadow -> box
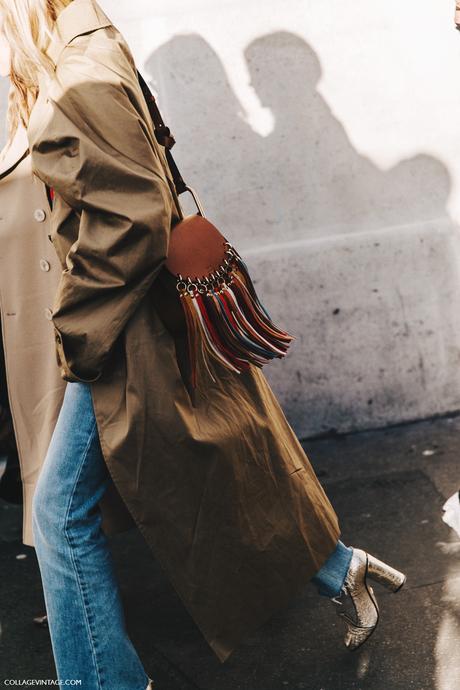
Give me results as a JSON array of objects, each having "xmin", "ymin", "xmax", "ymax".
[
  {"xmin": 145, "ymin": 32, "xmax": 451, "ymax": 249},
  {"xmin": 246, "ymin": 32, "xmax": 451, "ymax": 239},
  {"xmin": 145, "ymin": 34, "xmax": 257, "ymax": 243}
]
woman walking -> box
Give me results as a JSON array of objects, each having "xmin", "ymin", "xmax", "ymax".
[{"xmin": 0, "ymin": 1, "xmax": 406, "ymax": 688}]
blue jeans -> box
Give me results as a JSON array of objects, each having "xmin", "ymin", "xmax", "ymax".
[
  {"xmin": 311, "ymin": 540, "xmax": 353, "ymax": 597},
  {"xmin": 32, "ymin": 382, "xmax": 149, "ymax": 690},
  {"xmin": 32, "ymin": 381, "xmax": 350, "ymax": 686}
]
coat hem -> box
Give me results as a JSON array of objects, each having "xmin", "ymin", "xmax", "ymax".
[
  {"xmin": 213, "ymin": 525, "xmax": 341, "ymax": 663},
  {"xmin": 90, "ymin": 381, "xmax": 341, "ymax": 663},
  {"xmin": 0, "ymin": 292, "xmax": 28, "ymax": 537}
]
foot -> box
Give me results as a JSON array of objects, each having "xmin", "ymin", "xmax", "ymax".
[
  {"xmin": 332, "ymin": 548, "xmax": 406, "ymax": 651},
  {"xmin": 146, "ymin": 678, "xmax": 154, "ymax": 689},
  {"xmin": 332, "ymin": 548, "xmax": 380, "ymax": 651}
]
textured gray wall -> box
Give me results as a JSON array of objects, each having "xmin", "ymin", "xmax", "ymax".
[
  {"xmin": 142, "ymin": 27, "xmax": 460, "ymax": 437},
  {"xmin": 2, "ymin": 1, "xmax": 460, "ymax": 439}
]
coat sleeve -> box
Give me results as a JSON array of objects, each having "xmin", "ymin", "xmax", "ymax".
[{"xmin": 29, "ymin": 51, "xmax": 174, "ymax": 382}]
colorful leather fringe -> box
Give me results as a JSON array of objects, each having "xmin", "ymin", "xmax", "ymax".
[{"xmin": 177, "ymin": 242, "xmax": 294, "ymax": 388}]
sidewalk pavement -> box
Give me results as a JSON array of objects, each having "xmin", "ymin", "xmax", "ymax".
[{"xmin": 1, "ymin": 413, "xmax": 459, "ymax": 690}]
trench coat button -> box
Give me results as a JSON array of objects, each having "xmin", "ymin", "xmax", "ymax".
[
  {"xmin": 40, "ymin": 259, "xmax": 50, "ymax": 272},
  {"xmin": 34, "ymin": 208, "xmax": 46, "ymax": 223},
  {"xmin": 44, "ymin": 308, "xmax": 53, "ymax": 321}
]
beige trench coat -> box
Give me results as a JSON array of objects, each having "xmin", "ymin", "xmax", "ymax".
[
  {"xmin": 27, "ymin": 0, "xmax": 340, "ymax": 662},
  {"xmin": 0, "ymin": 125, "xmax": 135, "ymax": 545}
]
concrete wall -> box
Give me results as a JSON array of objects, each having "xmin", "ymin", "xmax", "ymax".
[{"xmin": 2, "ymin": 0, "xmax": 460, "ymax": 437}]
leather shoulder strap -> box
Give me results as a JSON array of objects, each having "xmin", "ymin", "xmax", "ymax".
[{"xmin": 136, "ymin": 70, "xmax": 188, "ymax": 196}]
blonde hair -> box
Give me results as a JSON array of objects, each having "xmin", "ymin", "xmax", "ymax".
[{"xmin": 0, "ymin": 0, "xmax": 72, "ymax": 152}]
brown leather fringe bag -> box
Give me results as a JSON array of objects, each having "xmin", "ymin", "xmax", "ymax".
[{"xmin": 139, "ymin": 71, "xmax": 294, "ymax": 390}]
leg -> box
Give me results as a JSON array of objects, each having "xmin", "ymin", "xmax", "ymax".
[
  {"xmin": 311, "ymin": 540, "xmax": 353, "ymax": 598},
  {"xmin": 311, "ymin": 540, "xmax": 406, "ymax": 651},
  {"xmin": 32, "ymin": 382, "xmax": 149, "ymax": 690}
]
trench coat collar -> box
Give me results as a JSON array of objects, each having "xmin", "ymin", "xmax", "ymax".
[
  {"xmin": 45, "ymin": 0, "xmax": 113, "ymax": 66},
  {"xmin": 0, "ymin": 124, "xmax": 29, "ymax": 179}
]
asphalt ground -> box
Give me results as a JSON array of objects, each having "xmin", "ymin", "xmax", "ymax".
[{"xmin": 1, "ymin": 413, "xmax": 459, "ymax": 690}]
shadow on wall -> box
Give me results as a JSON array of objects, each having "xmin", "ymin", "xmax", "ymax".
[
  {"xmin": 0, "ymin": 77, "xmax": 9, "ymax": 149},
  {"xmin": 145, "ymin": 31, "xmax": 451, "ymax": 248},
  {"xmin": 0, "ymin": 36, "xmax": 451, "ymax": 238},
  {"xmin": 0, "ymin": 36, "xmax": 455, "ymax": 437}
]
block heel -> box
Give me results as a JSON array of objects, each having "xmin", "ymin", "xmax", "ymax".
[{"xmin": 367, "ymin": 554, "xmax": 406, "ymax": 592}]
